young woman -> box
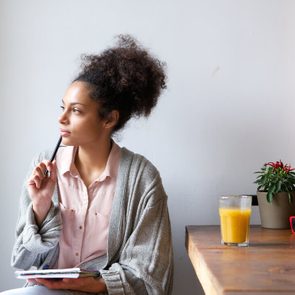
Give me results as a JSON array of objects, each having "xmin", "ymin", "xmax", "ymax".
[{"xmin": 2, "ymin": 35, "xmax": 173, "ymax": 295}]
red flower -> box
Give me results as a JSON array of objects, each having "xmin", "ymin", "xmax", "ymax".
[{"xmin": 265, "ymin": 160, "xmax": 295, "ymax": 173}]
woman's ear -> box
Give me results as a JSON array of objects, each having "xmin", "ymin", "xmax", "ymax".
[{"xmin": 104, "ymin": 110, "xmax": 119, "ymax": 130}]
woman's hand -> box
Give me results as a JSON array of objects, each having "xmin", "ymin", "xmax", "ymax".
[
  {"xmin": 32, "ymin": 277, "xmax": 107, "ymax": 293},
  {"xmin": 27, "ymin": 161, "xmax": 57, "ymax": 225}
]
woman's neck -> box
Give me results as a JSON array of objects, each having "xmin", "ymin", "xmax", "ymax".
[{"xmin": 75, "ymin": 139, "xmax": 112, "ymax": 187}]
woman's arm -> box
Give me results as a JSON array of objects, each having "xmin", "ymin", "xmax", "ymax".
[
  {"xmin": 33, "ymin": 277, "xmax": 107, "ymax": 293},
  {"xmin": 28, "ymin": 160, "xmax": 57, "ymax": 226},
  {"xmin": 11, "ymin": 153, "xmax": 62, "ymax": 270}
]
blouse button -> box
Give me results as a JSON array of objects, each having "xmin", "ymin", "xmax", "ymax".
[
  {"xmin": 75, "ymin": 252, "xmax": 79, "ymax": 256},
  {"xmin": 79, "ymin": 226, "xmax": 83, "ymax": 230}
]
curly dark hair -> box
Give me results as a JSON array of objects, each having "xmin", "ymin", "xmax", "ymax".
[{"xmin": 73, "ymin": 35, "xmax": 167, "ymax": 133}]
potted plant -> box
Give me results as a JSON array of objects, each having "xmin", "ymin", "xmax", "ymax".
[{"xmin": 254, "ymin": 160, "xmax": 295, "ymax": 229}]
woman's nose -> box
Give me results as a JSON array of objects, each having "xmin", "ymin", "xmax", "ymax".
[{"xmin": 59, "ymin": 111, "xmax": 68, "ymax": 124}]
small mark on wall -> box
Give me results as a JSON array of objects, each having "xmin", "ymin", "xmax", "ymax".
[{"xmin": 212, "ymin": 66, "xmax": 220, "ymax": 77}]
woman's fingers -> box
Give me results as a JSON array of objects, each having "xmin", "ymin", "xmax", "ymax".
[
  {"xmin": 34, "ymin": 278, "xmax": 68, "ymax": 290},
  {"xmin": 28, "ymin": 161, "xmax": 56, "ymax": 189},
  {"xmin": 32, "ymin": 163, "xmax": 47, "ymax": 181},
  {"xmin": 31, "ymin": 174, "xmax": 42, "ymax": 189},
  {"xmin": 36, "ymin": 162, "xmax": 47, "ymax": 175},
  {"xmin": 47, "ymin": 161, "xmax": 57, "ymax": 181}
]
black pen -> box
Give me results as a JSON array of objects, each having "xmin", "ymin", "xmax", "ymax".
[{"xmin": 44, "ymin": 137, "xmax": 62, "ymax": 177}]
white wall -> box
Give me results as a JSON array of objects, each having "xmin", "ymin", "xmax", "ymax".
[{"xmin": 1, "ymin": 0, "xmax": 295, "ymax": 293}]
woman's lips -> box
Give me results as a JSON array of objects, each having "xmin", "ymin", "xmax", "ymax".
[{"xmin": 60, "ymin": 130, "xmax": 71, "ymax": 137}]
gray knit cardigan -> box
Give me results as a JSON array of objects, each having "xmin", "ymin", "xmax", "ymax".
[{"xmin": 11, "ymin": 147, "xmax": 174, "ymax": 294}]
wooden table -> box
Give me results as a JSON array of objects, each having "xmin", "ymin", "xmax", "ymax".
[{"xmin": 185, "ymin": 225, "xmax": 295, "ymax": 295}]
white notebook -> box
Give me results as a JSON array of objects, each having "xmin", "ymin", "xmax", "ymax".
[{"xmin": 15, "ymin": 268, "xmax": 101, "ymax": 279}]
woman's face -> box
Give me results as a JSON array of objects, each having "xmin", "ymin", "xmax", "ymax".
[{"xmin": 59, "ymin": 81, "xmax": 109, "ymax": 147}]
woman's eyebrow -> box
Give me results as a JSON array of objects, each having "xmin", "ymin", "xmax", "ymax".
[{"xmin": 61, "ymin": 99, "xmax": 87, "ymax": 106}]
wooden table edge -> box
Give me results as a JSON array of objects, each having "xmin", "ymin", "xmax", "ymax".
[{"xmin": 185, "ymin": 226, "xmax": 225, "ymax": 295}]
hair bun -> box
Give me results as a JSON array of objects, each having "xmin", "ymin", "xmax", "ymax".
[{"xmin": 74, "ymin": 34, "xmax": 167, "ymax": 133}]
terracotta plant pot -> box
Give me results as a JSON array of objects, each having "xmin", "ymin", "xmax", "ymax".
[{"xmin": 257, "ymin": 191, "xmax": 295, "ymax": 229}]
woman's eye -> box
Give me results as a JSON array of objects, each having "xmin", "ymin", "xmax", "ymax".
[
  {"xmin": 59, "ymin": 105, "xmax": 82, "ymax": 114},
  {"xmin": 73, "ymin": 107, "xmax": 81, "ymax": 113}
]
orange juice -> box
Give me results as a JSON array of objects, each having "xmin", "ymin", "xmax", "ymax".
[{"xmin": 219, "ymin": 208, "xmax": 251, "ymax": 244}]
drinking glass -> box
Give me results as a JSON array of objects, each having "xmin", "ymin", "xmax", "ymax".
[{"xmin": 219, "ymin": 195, "xmax": 252, "ymax": 246}]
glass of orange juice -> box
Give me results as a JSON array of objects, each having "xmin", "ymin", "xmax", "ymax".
[{"xmin": 219, "ymin": 195, "xmax": 252, "ymax": 246}]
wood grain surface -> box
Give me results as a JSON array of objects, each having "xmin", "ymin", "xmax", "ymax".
[{"xmin": 185, "ymin": 225, "xmax": 295, "ymax": 295}]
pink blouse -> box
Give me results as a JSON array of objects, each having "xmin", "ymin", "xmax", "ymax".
[{"xmin": 55, "ymin": 142, "xmax": 121, "ymax": 268}]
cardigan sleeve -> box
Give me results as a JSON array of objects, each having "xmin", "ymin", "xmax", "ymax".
[
  {"xmin": 11, "ymin": 153, "xmax": 62, "ymax": 270},
  {"xmin": 100, "ymin": 175, "xmax": 174, "ymax": 295}
]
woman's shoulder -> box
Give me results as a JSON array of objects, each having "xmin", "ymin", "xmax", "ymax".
[
  {"xmin": 120, "ymin": 147, "xmax": 160, "ymax": 179},
  {"xmin": 118, "ymin": 147, "xmax": 167, "ymax": 206}
]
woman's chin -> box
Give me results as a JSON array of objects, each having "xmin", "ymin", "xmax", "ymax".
[{"xmin": 61, "ymin": 137, "xmax": 74, "ymax": 146}]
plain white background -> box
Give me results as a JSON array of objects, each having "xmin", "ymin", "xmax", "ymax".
[{"xmin": 1, "ymin": 0, "xmax": 295, "ymax": 294}]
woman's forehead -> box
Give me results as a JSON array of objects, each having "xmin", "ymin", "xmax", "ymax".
[{"xmin": 63, "ymin": 81, "xmax": 95, "ymax": 106}]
